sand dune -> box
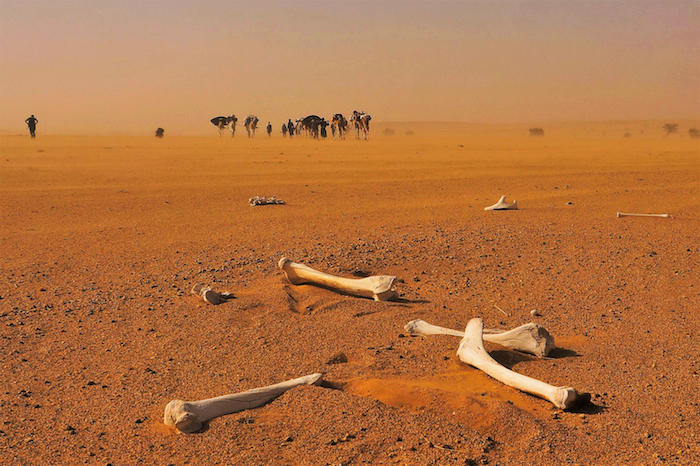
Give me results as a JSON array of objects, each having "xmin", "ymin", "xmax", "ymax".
[{"xmin": 1, "ymin": 121, "xmax": 698, "ymax": 464}]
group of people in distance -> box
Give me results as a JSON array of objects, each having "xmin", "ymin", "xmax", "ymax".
[
  {"xmin": 210, "ymin": 111, "xmax": 371, "ymax": 141},
  {"xmin": 22, "ymin": 110, "xmax": 371, "ymax": 141}
]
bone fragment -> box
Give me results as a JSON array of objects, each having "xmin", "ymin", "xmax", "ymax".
[
  {"xmin": 249, "ymin": 195, "xmax": 285, "ymax": 206},
  {"xmin": 484, "ymin": 195, "xmax": 517, "ymax": 211},
  {"xmin": 191, "ymin": 284, "xmax": 234, "ymax": 305},
  {"xmin": 278, "ymin": 257, "xmax": 398, "ymax": 301},
  {"xmin": 404, "ymin": 319, "xmax": 555, "ymax": 357},
  {"xmin": 164, "ymin": 373, "xmax": 323, "ymax": 433},
  {"xmin": 457, "ymin": 318, "xmax": 582, "ymax": 409},
  {"xmin": 616, "ymin": 212, "xmax": 669, "ymax": 218}
]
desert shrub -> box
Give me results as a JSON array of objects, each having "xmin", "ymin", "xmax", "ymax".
[
  {"xmin": 405, "ymin": 130, "xmax": 415, "ymax": 136},
  {"xmin": 382, "ymin": 128, "xmax": 395, "ymax": 136},
  {"xmin": 688, "ymin": 128, "xmax": 700, "ymax": 139},
  {"xmin": 663, "ymin": 123, "xmax": 679, "ymax": 136},
  {"xmin": 623, "ymin": 133, "xmax": 631, "ymax": 138},
  {"xmin": 529, "ymin": 128, "xmax": 544, "ymax": 136}
]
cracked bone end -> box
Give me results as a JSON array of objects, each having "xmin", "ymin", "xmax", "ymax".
[
  {"xmin": 191, "ymin": 284, "xmax": 222, "ymax": 305},
  {"xmin": 370, "ymin": 275, "xmax": 399, "ymax": 301},
  {"xmin": 164, "ymin": 400, "xmax": 203, "ymax": 434},
  {"xmin": 484, "ymin": 195, "xmax": 518, "ymax": 211}
]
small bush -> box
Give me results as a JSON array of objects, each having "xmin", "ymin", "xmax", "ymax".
[
  {"xmin": 688, "ymin": 128, "xmax": 700, "ymax": 139},
  {"xmin": 382, "ymin": 128, "xmax": 396, "ymax": 136},
  {"xmin": 529, "ymin": 128, "xmax": 544, "ymax": 136}
]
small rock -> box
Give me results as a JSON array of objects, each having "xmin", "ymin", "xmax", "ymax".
[{"xmin": 530, "ymin": 309, "xmax": 541, "ymax": 316}]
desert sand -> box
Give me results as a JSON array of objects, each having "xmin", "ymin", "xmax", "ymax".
[{"xmin": 1, "ymin": 121, "xmax": 699, "ymax": 465}]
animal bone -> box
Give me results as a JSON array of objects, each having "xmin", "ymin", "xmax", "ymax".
[
  {"xmin": 191, "ymin": 284, "xmax": 234, "ymax": 305},
  {"xmin": 278, "ymin": 257, "xmax": 398, "ymax": 301},
  {"xmin": 457, "ymin": 318, "xmax": 583, "ymax": 409},
  {"xmin": 616, "ymin": 212, "xmax": 669, "ymax": 218},
  {"xmin": 404, "ymin": 319, "xmax": 555, "ymax": 357},
  {"xmin": 164, "ymin": 373, "xmax": 323, "ymax": 433},
  {"xmin": 249, "ymin": 195, "xmax": 285, "ymax": 206},
  {"xmin": 484, "ymin": 195, "xmax": 517, "ymax": 211}
]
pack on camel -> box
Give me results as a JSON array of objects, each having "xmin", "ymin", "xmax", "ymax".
[
  {"xmin": 331, "ymin": 114, "xmax": 348, "ymax": 139},
  {"xmin": 210, "ymin": 115, "xmax": 235, "ymax": 136},
  {"xmin": 243, "ymin": 115, "xmax": 259, "ymax": 138}
]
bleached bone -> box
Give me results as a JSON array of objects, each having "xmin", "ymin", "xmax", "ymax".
[
  {"xmin": 278, "ymin": 257, "xmax": 398, "ymax": 301},
  {"xmin": 457, "ymin": 318, "xmax": 582, "ymax": 410},
  {"xmin": 616, "ymin": 212, "xmax": 669, "ymax": 218},
  {"xmin": 249, "ymin": 195, "xmax": 285, "ymax": 206},
  {"xmin": 191, "ymin": 284, "xmax": 234, "ymax": 305},
  {"xmin": 484, "ymin": 195, "xmax": 517, "ymax": 211},
  {"xmin": 404, "ymin": 319, "xmax": 555, "ymax": 357},
  {"xmin": 164, "ymin": 373, "xmax": 323, "ymax": 433}
]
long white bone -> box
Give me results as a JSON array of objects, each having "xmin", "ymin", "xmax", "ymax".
[
  {"xmin": 457, "ymin": 318, "xmax": 581, "ymax": 409},
  {"xmin": 164, "ymin": 373, "xmax": 323, "ymax": 433},
  {"xmin": 484, "ymin": 195, "xmax": 517, "ymax": 211},
  {"xmin": 616, "ymin": 212, "xmax": 669, "ymax": 218},
  {"xmin": 278, "ymin": 257, "xmax": 398, "ymax": 301},
  {"xmin": 404, "ymin": 319, "xmax": 555, "ymax": 358}
]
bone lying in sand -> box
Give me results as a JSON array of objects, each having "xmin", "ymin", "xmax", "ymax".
[
  {"xmin": 278, "ymin": 257, "xmax": 398, "ymax": 301},
  {"xmin": 616, "ymin": 212, "xmax": 669, "ymax": 218},
  {"xmin": 484, "ymin": 195, "xmax": 517, "ymax": 211},
  {"xmin": 249, "ymin": 195, "xmax": 285, "ymax": 206},
  {"xmin": 164, "ymin": 373, "xmax": 323, "ymax": 433},
  {"xmin": 404, "ymin": 319, "xmax": 555, "ymax": 358},
  {"xmin": 457, "ymin": 318, "xmax": 586, "ymax": 410},
  {"xmin": 191, "ymin": 284, "xmax": 235, "ymax": 305}
]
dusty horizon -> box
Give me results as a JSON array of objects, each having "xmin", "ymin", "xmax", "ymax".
[{"xmin": 2, "ymin": 1, "xmax": 698, "ymax": 135}]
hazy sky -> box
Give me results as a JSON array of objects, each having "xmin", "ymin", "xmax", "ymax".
[{"xmin": 2, "ymin": 0, "xmax": 698, "ymax": 134}]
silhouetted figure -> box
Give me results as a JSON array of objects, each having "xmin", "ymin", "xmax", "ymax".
[
  {"xmin": 25, "ymin": 115, "xmax": 38, "ymax": 138},
  {"xmin": 287, "ymin": 119, "xmax": 295, "ymax": 138},
  {"xmin": 281, "ymin": 123, "xmax": 288, "ymax": 137},
  {"xmin": 266, "ymin": 122, "xmax": 272, "ymax": 137},
  {"xmin": 155, "ymin": 128, "xmax": 165, "ymax": 138}
]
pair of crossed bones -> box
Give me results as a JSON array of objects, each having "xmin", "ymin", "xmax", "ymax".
[{"xmin": 166, "ymin": 258, "xmax": 585, "ymax": 433}]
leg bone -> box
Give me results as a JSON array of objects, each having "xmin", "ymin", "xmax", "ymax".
[
  {"xmin": 484, "ymin": 195, "xmax": 518, "ymax": 211},
  {"xmin": 278, "ymin": 257, "xmax": 398, "ymax": 301},
  {"xmin": 404, "ymin": 319, "xmax": 555, "ymax": 357},
  {"xmin": 457, "ymin": 318, "xmax": 582, "ymax": 409},
  {"xmin": 616, "ymin": 212, "xmax": 669, "ymax": 218},
  {"xmin": 164, "ymin": 373, "xmax": 323, "ymax": 433}
]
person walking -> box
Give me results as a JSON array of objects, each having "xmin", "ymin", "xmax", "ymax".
[
  {"xmin": 281, "ymin": 123, "xmax": 287, "ymax": 137},
  {"xmin": 266, "ymin": 121, "xmax": 272, "ymax": 137},
  {"xmin": 25, "ymin": 115, "xmax": 38, "ymax": 138},
  {"xmin": 287, "ymin": 119, "xmax": 295, "ymax": 138}
]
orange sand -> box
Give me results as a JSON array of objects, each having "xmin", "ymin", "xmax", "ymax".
[{"xmin": 1, "ymin": 121, "xmax": 699, "ymax": 465}]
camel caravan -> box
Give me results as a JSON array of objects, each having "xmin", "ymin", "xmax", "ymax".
[{"xmin": 209, "ymin": 111, "xmax": 370, "ymax": 140}]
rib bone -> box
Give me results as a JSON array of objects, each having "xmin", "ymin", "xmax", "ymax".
[
  {"xmin": 484, "ymin": 195, "xmax": 517, "ymax": 211},
  {"xmin": 404, "ymin": 319, "xmax": 555, "ymax": 357},
  {"xmin": 457, "ymin": 318, "xmax": 581, "ymax": 409},
  {"xmin": 616, "ymin": 212, "xmax": 669, "ymax": 218},
  {"xmin": 278, "ymin": 257, "xmax": 398, "ymax": 301},
  {"xmin": 164, "ymin": 373, "xmax": 323, "ymax": 433}
]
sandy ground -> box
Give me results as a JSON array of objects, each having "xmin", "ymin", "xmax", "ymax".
[{"xmin": 1, "ymin": 121, "xmax": 699, "ymax": 465}]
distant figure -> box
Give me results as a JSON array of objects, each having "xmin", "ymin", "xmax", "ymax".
[
  {"xmin": 25, "ymin": 115, "xmax": 38, "ymax": 138},
  {"xmin": 320, "ymin": 118, "xmax": 328, "ymax": 139},
  {"xmin": 287, "ymin": 119, "xmax": 295, "ymax": 138},
  {"xmin": 266, "ymin": 121, "xmax": 272, "ymax": 137},
  {"xmin": 230, "ymin": 115, "xmax": 238, "ymax": 137},
  {"xmin": 281, "ymin": 123, "xmax": 288, "ymax": 137},
  {"xmin": 155, "ymin": 128, "xmax": 164, "ymax": 138}
]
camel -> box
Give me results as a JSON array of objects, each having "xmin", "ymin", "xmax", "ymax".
[
  {"xmin": 359, "ymin": 113, "xmax": 371, "ymax": 140},
  {"xmin": 210, "ymin": 115, "xmax": 236, "ymax": 136},
  {"xmin": 243, "ymin": 115, "xmax": 259, "ymax": 138},
  {"xmin": 351, "ymin": 111, "xmax": 371, "ymax": 140},
  {"xmin": 331, "ymin": 114, "xmax": 348, "ymax": 139}
]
